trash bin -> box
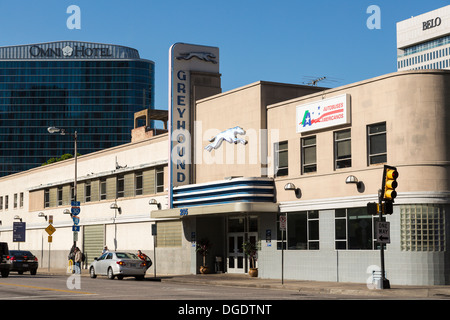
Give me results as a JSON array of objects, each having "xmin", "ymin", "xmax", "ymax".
[{"xmin": 215, "ymin": 256, "xmax": 223, "ymax": 273}]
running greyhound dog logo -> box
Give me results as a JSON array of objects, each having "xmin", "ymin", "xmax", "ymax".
[
  {"xmin": 177, "ymin": 52, "xmax": 218, "ymax": 64},
  {"xmin": 205, "ymin": 126, "xmax": 248, "ymax": 152}
]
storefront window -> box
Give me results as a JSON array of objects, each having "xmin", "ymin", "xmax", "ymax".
[
  {"xmin": 335, "ymin": 207, "xmax": 377, "ymax": 250},
  {"xmin": 277, "ymin": 211, "xmax": 319, "ymax": 250}
]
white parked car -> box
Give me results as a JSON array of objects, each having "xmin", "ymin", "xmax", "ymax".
[{"xmin": 89, "ymin": 251, "xmax": 148, "ymax": 280}]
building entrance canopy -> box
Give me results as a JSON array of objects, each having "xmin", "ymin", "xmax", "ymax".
[{"xmin": 151, "ymin": 201, "xmax": 278, "ymax": 219}]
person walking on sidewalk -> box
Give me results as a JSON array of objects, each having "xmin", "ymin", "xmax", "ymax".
[{"xmin": 74, "ymin": 247, "xmax": 82, "ymax": 274}]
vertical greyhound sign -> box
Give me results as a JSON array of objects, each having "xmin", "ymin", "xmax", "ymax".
[{"xmin": 168, "ymin": 43, "xmax": 219, "ymax": 208}]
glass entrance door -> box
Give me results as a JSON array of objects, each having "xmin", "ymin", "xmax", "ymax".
[
  {"xmin": 226, "ymin": 216, "xmax": 258, "ymax": 274},
  {"xmin": 227, "ymin": 233, "xmax": 244, "ymax": 273}
]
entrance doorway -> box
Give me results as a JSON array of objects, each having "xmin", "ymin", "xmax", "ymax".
[{"xmin": 226, "ymin": 216, "xmax": 258, "ymax": 274}]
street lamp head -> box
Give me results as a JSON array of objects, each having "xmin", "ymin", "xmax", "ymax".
[
  {"xmin": 38, "ymin": 212, "xmax": 47, "ymax": 221},
  {"xmin": 47, "ymin": 126, "xmax": 61, "ymax": 134},
  {"xmin": 47, "ymin": 126, "xmax": 67, "ymax": 135}
]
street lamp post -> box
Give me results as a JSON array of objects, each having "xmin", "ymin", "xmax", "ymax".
[{"xmin": 47, "ymin": 127, "xmax": 78, "ymax": 248}]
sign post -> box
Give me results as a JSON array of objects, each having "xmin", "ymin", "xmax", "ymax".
[
  {"xmin": 279, "ymin": 215, "xmax": 287, "ymax": 285},
  {"xmin": 71, "ymin": 201, "xmax": 80, "ymax": 246},
  {"xmin": 152, "ymin": 224, "xmax": 157, "ymax": 278},
  {"xmin": 45, "ymin": 223, "xmax": 55, "ymax": 272},
  {"xmin": 13, "ymin": 222, "xmax": 26, "ymax": 250}
]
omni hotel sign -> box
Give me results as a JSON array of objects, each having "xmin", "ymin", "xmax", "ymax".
[{"xmin": 29, "ymin": 45, "xmax": 112, "ymax": 58}]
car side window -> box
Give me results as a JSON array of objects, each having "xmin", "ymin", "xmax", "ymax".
[
  {"xmin": 97, "ymin": 253, "xmax": 107, "ymax": 261},
  {"xmin": 106, "ymin": 253, "xmax": 113, "ymax": 259}
]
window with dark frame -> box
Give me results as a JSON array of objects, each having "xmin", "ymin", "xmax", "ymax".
[
  {"xmin": 334, "ymin": 129, "xmax": 351, "ymax": 169},
  {"xmin": 44, "ymin": 189, "xmax": 49, "ymax": 208},
  {"xmin": 57, "ymin": 186, "xmax": 63, "ymax": 206},
  {"xmin": 116, "ymin": 174, "xmax": 124, "ymax": 198},
  {"xmin": 274, "ymin": 141, "xmax": 288, "ymax": 177},
  {"xmin": 277, "ymin": 211, "xmax": 319, "ymax": 250},
  {"xmin": 301, "ymin": 136, "xmax": 317, "ymax": 174},
  {"xmin": 335, "ymin": 207, "xmax": 380, "ymax": 250},
  {"xmin": 367, "ymin": 122, "xmax": 387, "ymax": 165},
  {"xmin": 156, "ymin": 167, "xmax": 164, "ymax": 193},
  {"xmin": 135, "ymin": 171, "xmax": 143, "ymax": 195},
  {"xmin": 100, "ymin": 178, "xmax": 107, "ymax": 200},
  {"xmin": 85, "ymin": 180, "xmax": 91, "ymax": 202}
]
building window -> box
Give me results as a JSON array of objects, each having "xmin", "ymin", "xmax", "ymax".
[
  {"xmin": 274, "ymin": 141, "xmax": 288, "ymax": 177},
  {"xmin": 70, "ymin": 183, "xmax": 75, "ymax": 202},
  {"xmin": 57, "ymin": 186, "xmax": 63, "ymax": 206},
  {"xmin": 117, "ymin": 174, "xmax": 124, "ymax": 198},
  {"xmin": 4, "ymin": 195, "xmax": 8, "ymax": 210},
  {"xmin": 0, "ymin": 196, "xmax": 3, "ymax": 210},
  {"xmin": 367, "ymin": 122, "xmax": 386, "ymax": 165},
  {"xmin": 277, "ymin": 211, "xmax": 319, "ymax": 250},
  {"xmin": 100, "ymin": 178, "xmax": 107, "ymax": 200},
  {"xmin": 13, "ymin": 193, "xmax": 17, "ymax": 209},
  {"xmin": 301, "ymin": 136, "xmax": 317, "ymax": 173},
  {"xmin": 156, "ymin": 167, "xmax": 164, "ymax": 193},
  {"xmin": 44, "ymin": 189, "xmax": 50, "ymax": 208},
  {"xmin": 19, "ymin": 192, "xmax": 23, "ymax": 208},
  {"xmin": 400, "ymin": 204, "xmax": 446, "ymax": 251},
  {"xmin": 135, "ymin": 171, "xmax": 143, "ymax": 196},
  {"xmin": 156, "ymin": 220, "xmax": 182, "ymax": 247},
  {"xmin": 334, "ymin": 129, "xmax": 351, "ymax": 169},
  {"xmin": 335, "ymin": 207, "xmax": 378, "ymax": 250},
  {"xmin": 85, "ymin": 181, "xmax": 91, "ymax": 202}
]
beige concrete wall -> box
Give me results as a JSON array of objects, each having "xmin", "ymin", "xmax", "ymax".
[
  {"xmin": 194, "ymin": 81, "xmax": 325, "ymax": 183},
  {"xmin": 268, "ymin": 70, "xmax": 450, "ymax": 202}
]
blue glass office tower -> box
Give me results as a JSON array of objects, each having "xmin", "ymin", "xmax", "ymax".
[{"xmin": 0, "ymin": 41, "xmax": 155, "ymax": 176}]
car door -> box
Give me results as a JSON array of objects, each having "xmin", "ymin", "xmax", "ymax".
[{"xmin": 95, "ymin": 253, "xmax": 109, "ymax": 275}]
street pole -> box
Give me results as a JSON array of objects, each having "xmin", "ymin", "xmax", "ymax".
[
  {"xmin": 378, "ymin": 189, "xmax": 390, "ymax": 289},
  {"xmin": 73, "ymin": 131, "xmax": 77, "ymax": 249}
]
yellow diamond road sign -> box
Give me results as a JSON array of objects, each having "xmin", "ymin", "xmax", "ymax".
[{"xmin": 45, "ymin": 224, "xmax": 56, "ymax": 236}]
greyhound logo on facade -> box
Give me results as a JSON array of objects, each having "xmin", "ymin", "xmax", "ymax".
[
  {"xmin": 177, "ymin": 52, "xmax": 218, "ymax": 64},
  {"xmin": 205, "ymin": 126, "xmax": 248, "ymax": 152}
]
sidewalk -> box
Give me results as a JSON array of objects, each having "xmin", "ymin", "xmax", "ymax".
[{"xmin": 40, "ymin": 268, "xmax": 450, "ymax": 299}]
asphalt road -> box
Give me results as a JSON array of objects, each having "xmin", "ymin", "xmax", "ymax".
[{"xmin": 0, "ymin": 273, "xmax": 362, "ymax": 301}]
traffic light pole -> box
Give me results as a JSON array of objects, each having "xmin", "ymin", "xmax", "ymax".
[{"xmin": 378, "ymin": 189, "xmax": 390, "ymax": 289}]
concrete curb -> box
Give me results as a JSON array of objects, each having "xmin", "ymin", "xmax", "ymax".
[{"xmin": 36, "ymin": 269, "xmax": 450, "ymax": 299}]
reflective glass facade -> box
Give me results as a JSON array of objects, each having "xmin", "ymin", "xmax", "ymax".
[{"xmin": 0, "ymin": 41, "xmax": 155, "ymax": 176}]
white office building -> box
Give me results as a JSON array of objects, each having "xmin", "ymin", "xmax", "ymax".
[{"xmin": 397, "ymin": 5, "xmax": 450, "ymax": 71}]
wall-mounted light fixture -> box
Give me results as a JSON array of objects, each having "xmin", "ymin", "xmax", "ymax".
[
  {"xmin": 110, "ymin": 202, "xmax": 122, "ymax": 214},
  {"xmin": 14, "ymin": 215, "xmax": 22, "ymax": 222},
  {"xmin": 346, "ymin": 175, "xmax": 362, "ymax": 189},
  {"xmin": 284, "ymin": 183, "xmax": 301, "ymax": 198},
  {"xmin": 149, "ymin": 199, "xmax": 161, "ymax": 210},
  {"xmin": 38, "ymin": 212, "xmax": 47, "ymax": 221}
]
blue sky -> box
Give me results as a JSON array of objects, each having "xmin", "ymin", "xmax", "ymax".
[{"xmin": 0, "ymin": 0, "xmax": 448, "ymax": 109}]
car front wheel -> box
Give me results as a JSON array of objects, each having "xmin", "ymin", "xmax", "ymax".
[
  {"xmin": 89, "ymin": 267, "xmax": 97, "ymax": 278},
  {"xmin": 107, "ymin": 267, "xmax": 115, "ymax": 280}
]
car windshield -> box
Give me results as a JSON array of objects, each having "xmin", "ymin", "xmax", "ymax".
[
  {"xmin": 115, "ymin": 252, "xmax": 138, "ymax": 259},
  {"xmin": 10, "ymin": 251, "xmax": 33, "ymax": 256}
]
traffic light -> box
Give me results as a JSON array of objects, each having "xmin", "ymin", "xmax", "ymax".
[
  {"xmin": 383, "ymin": 165, "xmax": 398, "ymax": 202},
  {"xmin": 384, "ymin": 200, "xmax": 393, "ymax": 215},
  {"xmin": 367, "ymin": 202, "xmax": 378, "ymax": 215}
]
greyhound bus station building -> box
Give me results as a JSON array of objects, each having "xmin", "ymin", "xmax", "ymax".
[{"xmin": 0, "ymin": 44, "xmax": 449, "ymax": 285}]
